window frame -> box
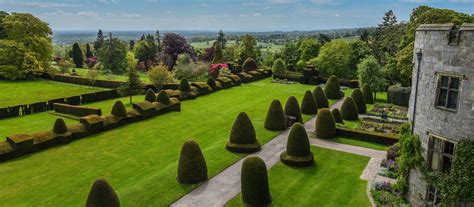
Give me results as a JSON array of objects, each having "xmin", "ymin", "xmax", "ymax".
[
  {"xmin": 434, "ymin": 74, "xmax": 462, "ymax": 112},
  {"xmin": 427, "ymin": 134, "xmax": 456, "ymax": 173}
]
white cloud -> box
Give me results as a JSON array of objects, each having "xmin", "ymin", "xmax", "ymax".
[
  {"xmin": 200, "ymin": 3, "xmax": 209, "ymax": 7},
  {"xmin": 254, "ymin": 13, "xmax": 261, "ymax": 16},
  {"xmin": 0, "ymin": 0, "xmax": 82, "ymax": 8}
]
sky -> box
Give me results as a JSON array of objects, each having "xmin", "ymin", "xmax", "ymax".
[{"xmin": 0, "ymin": 0, "xmax": 473, "ymax": 31}]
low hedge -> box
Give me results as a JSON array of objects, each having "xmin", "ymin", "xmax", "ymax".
[
  {"xmin": 54, "ymin": 103, "xmax": 102, "ymax": 117},
  {"xmin": 387, "ymin": 85, "xmax": 411, "ymax": 107},
  {"xmin": 241, "ymin": 156, "xmax": 272, "ymax": 206},
  {"xmin": 177, "ymin": 140, "xmax": 208, "ymax": 184},
  {"xmin": 111, "ymin": 100, "xmax": 127, "ymax": 118},
  {"xmin": 335, "ymin": 127, "xmax": 399, "ymax": 145},
  {"xmin": 86, "ymin": 179, "xmax": 121, "ymax": 207},
  {"xmin": 179, "ymin": 79, "xmax": 192, "ymax": 92},
  {"xmin": 156, "ymin": 91, "xmax": 171, "ymax": 105},
  {"xmin": 145, "ymin": 89, "xmax": 156, "ymax": 102},
  {"xmin": 301, "ymin": 91, "xmax": 318, "ymax": 115}
]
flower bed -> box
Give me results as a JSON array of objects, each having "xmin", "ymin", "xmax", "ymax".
[{"xmin": 368, "ymin": 103, "xmax": 408, "ymax": 120}]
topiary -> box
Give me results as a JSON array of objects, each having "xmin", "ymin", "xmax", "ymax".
[
  {"xmin": 351, "ymin": 89, "xmax": 366, "ymax": 114},
  {"xmin": 324, "ymin": 75, "xmax": 342, "ymax": 99},
  {"xmin": 241, "ymin": 156, "xmax": 272, "ymax": 206},
  {"xmin": 177, "ymin": 140, "xmax": 208, "ymax": 184},
  {"xmin": 226, "ymin": 112, "xmax": 261, "ymax": 153},
  {"xmin": 301, "ymin": 91, "xmax": 318, "ymax": 115},
  {"xmin": 340, "ymin": 97, "xmax": 359, "ymax": 120},
  {"xmin": 53, "ymin": 118, "xmax": 68, "ymax": 134},
  {"xmin": 179, "ymin": 79, "xmax": 192, "ymax": 92},
  {"xmin": 280, "ymin": 123, "xmax": 313, "ymax": 167},
  {"xmin": 315, "ymin": 108, "xmax": 336, "ymax": 139},
  {"xmin": 86, "ymin": 178, "xmax": 121, "ymax": 207},
  {"xmin": 156, "ymin": 90, "xmax": 171, "ymax": 105},
  {"xmin": 144, "ymin": 88, "xmax": 156, "ymax": 102},
  {"xmin": 331, "ymin": 108, "xmax": 344, "ymax": 124},
  {"xmin": 264, "ymin": 100, "xmax": 287, "ymax": 131},
  {"xmin": 284, "ymin": 96, "xmax": 303, "ymax": 123},
  {"xmin": 111, "ymin": 100, "xmax": 127, "ymax": 118},
  {"xmin": 362, "ymin": 84, "xmax": 374, "ymax": 104},
  {"xmin": 312, "ymin": 86, "xmax": 329, "ymax": 108},
  {"xmin": 206, "ymin": 77, "xmax": 217, "ymax": 90},
  {"xmin": 242, "ymin": 57, "xmax": 258, "ymax": 72}
]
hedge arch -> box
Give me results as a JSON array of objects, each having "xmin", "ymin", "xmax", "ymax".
[
  {"xmin": 340, "ymin": 97, "xmax": 359, "ymax": 120},
  {"xmin": 226, "ymin": 112, "xmax": 261, "ymax": 153},
  {"xmin": 301, "ymin": 91, "xmax": 318, "ymax": 115},
  {"xmin": 315, "ymin": 108, "xmax": 336, "ymax": 139},
  {"xmin": 86, "ymin": 179, "xmax": 121, "ymax": 207},
  {"xmin": 264, "ymin": 100, "xmax": 287, "ymax": 131},
  {"xmin": 331, "ymin": 108, "xmax": 344, "ymax": 124},
  {"xmin": 111, "ymin": 100, "xmax": 127, "ymax": 118},
  {"xmin": 284, "ymin": 96, "xmax": 303, "ymax": 123},
  {"xmin": 177, "ymin": 140, "xmax": 208, "ymax": 184},
  {"xmin": 53, "ymin": 118, "xmax": 68, "ymax": 134},
  {"xmin": 241, "ymin": 156, "xmax": 272, "ymax": 207},
  {"xmin": 145, "ymin": 89, "xmax": 156, "ymax": 102},
  {"xmin": 179, "ymin": 79, "xmax": 192, "ymax": 92},
  {"xmin": 312, "ymin": 86, "xmax": 329, "ymax": 108},
  {"xmin": 324, "ymin": 75, "xmax": 342, "ymax": 99},
  {"xmin": 362, "ymin": 84, "xmax": 374, "ymax": 104},
  {"xmin": 351, "ymin": 89, "xmax": 366, "ymax": 114},
  {"xmin": 156, "ymin": 90, "xmax": 171, "ymax": 105},
  {"xmin": 280, "ymin": 123, "xmax": 314, "ymax": 167},
  {"xmin": 242, "ymin": 57, "xmax": 258, "ymax": 72}
]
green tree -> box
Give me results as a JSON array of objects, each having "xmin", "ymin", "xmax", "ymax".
[
  {"xmin": 357, "ymin": 56, "xmax": 387, "ymax": 99},
  {"xmin": 94, "ymin": 29, "xmax": 104, "ymax": 51},
  {"xmin": 350, "ymin": 39, "xmax": 373, "ymax": 70},
  {"xmin": 216, "ymin": 30, "xmax": 227, "ymax": 48},
  {"xmin": 298, "ymin": 38, "xmax": 320, "ymax": 62},
  {"xmin": 118, "ymin": 52, "xmax": 143, "ymax": 104},
  {"xmin": 211, "ymin": 42, "xmax": 224, "ymax": 63},
  {"xmin": 315, "ymin": 40, "xmax": 354, "ymax": 79},
  {"xmin": 0, "ymin": 11, "xmax": 9, "ymax": 39},
  {"xmin": 85, "ymin": 43, "xmax": 93, "ymax": 59},
  {"xmin": 371, "ymin": 10, "xmax": 405, "ymax": 65},
  {"xmin": 71, "ymin": 42, "xmax": 84, "ymax": 68},
  {"xmin": 148, "ymin": 64, "xmax": 175, "ymax": 90},
  {"xmin": 272, "ymin": 58, "xmax": 286, "ymax": 74},
  {"xmin": 134, "ymin": 37, "xmax": 158, "ymax": 64},
  {"xmin": 237, "ymin": 35, "xmax": 258, "ymax": 64},
  {"xmin": 97, "ymin": 33, "xmax": 128, "ymax": 74},
  {"xmin": 0, "ymin": 40, "xmax": 41, "ymax": 80},
  {"xmin": 281, "ymin": 42, "xmax": 299, "ymax": 71}
]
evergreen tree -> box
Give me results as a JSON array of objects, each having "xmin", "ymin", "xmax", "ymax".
[
  {"xmin": 118, "ymin": 52, "xmax": 143, "ymax": 104},
  {"xmin": 318, "ymin": 33, "xmax": 332, "ymax": 45},
  {"xmin": 129, "ymin": 40, "xmax": 135, "ymax": 51},
  {"xmin": 216, "ymin": 30, "xmax": 226, "ymax": 48},
  {"xmin": 71, "ymin": 42, "xmax": 84, "ymax": 68},
  {"xmin": 211, "ymin": 42, "xmax": 223, "ymax": 63},
  {"xmin": 0, "ymin": 11, "xmax": 9, "ymax": 39},
  {"xmin": 97, "ymin": 33, "xmax": 128, "ymax": 74},
  {"xmin": 93, "ymin": 29, "xmax": 104, "ymax": 51},
  {"xmin": 360, "ymin": 29, "xmax": 370, "ymax": 43},
  {"xmin": 155, "ymin": 30, "xmax": 161, "ymax": 51},
  {"xmin": 237, "ymin": 35, "xmax": 258, "ymax": 64},
  {"xmin": 85, "ymin": 43, "xmax": 93, "ymax": 59}
]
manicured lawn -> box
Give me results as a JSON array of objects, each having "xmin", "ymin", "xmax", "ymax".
[
  {"xmin": 0, "ymin": 79, "xmax": 317, "ymax": 206},
  {"xmin": 330, "ymin": 136, "xmax": 390, "ymax": 151},
  {"xmin": 0, "ymin": 80, "xmax": 103, "ymax": 108},
  {"xmin": 225, "ymin": 147, "xmax": 371, "ymax": 207}
]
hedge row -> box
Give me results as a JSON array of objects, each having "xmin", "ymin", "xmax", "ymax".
[
  {"xmin": 53, "ymin": 103, "xmax": 102, "ymax": 117},
  {"xmin": 274, "ymin": 71, "xmax": 359, "ymax": 88},
  {"xmin": 387, "ymin": 85, "xmax": 411, "ymax": 107},
  {"xmin": 335, "ymin": 126, "xmax": 399, "ymax": 145}
]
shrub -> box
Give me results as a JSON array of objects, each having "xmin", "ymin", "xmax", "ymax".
[
  {"xmin": 312, "ymin": 86, "xmax": 329, "ymax": 108},
  {"xmin": 241, "ymin": 156, "xmax": 272, "ymax": 206},
  {"xmin": 280, "ymin": 123, "xmax": 314, "ymax": 167},
  {"xmin": 226, "ymin": 112, "xmax": 261, "ymax": 153},
  {"xmin": 340, "ymin": 97, "xmax": 359, "ymax": 120},
  {"xmin": 284, "ymin": 96, "xmax": 303, "ymax": 123},
  {"xmin": 315, "ymin": 108, "xmax": 336, "ymax": 139},
  {"xmin": 387, "ymin": 84, "xmax": 410, "ymax": 107},
  {"xmin": 206, "ymin": 77, "xmax": 217, "ymax": 90},
  {"xmin": 324, "ymin": 75, "xmax": 342, "ymax": 99},
  {"xmin": 177, "ymin": 140, "xmax": 208, "ymax": 184},
  {"xmin": 264, "ymin": 100, "xmax": 287, "ymax": 131},
  {"xmin": 331, "ymin": 108, "xmax": 344, "ymax": 124},
  {"xmin": 362, "ymin": 84, "xmax": 374, "ymax": 104},
  {"xmin": 351, "ymin": 89, "xmax": 366, "ymax": 114},
  {"xmin": 111, "ymin": 100, "xmax": 127, "ymax": 118},
  {"xmin": 148, "ymin": 64, "xmax": 176, "ymax": 89},
  {"xmin": 179, "ymin": 78, "xmax": 192, "ymax": 92},
  {"xmin": 86, "ymin": 179, "xmax": 121, "ymax": 207},
  {"xmin": 272, "ymin": 58, "xmax": 286, "ymax": 74},
  {"xmin": 156, "ymin": 90, "xmax": 171, "ymax": 105},
  {"xmin": 53, "ymin": 118, "xmax": 68, "ymax": 134},
  {"xmin": 387, "ymin": 144, "xmax": 399, "ymax": 161},
  {"xmin": 301, "ymin": 91, "xmax": 318, "ymax": 115},
  {"xmin": 144, "ymin": 88, "xmax": 156, "ymax": 102},
  {"xmin": 242, "ymin": 57, "xmax": 258, "ymax": 72}
]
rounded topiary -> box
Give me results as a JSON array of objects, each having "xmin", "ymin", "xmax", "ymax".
[
  {"xmin": 177, "ymin": 140, "xmax": 208, "ymax": 184},
  {"xmin": 53, "ymin": 118, "xmax": 68, "ymax": 134},
  {"xmin": 241, "ymin": 156, "xmax": 272, "ymax": 207},
  {"xmin": 207, "ymin": 77, "xmax": 217, "ymax": 90},
  {"xmin": 351, "ymin": 89, "xmax": 366, "ymax": 114},
  {"xmin": 280, "ymin": 123, "xmax": 313, "ymax": 167},
  {"xmin": 284, "ymin": 96, "xmax": 303, "ymax": 123},
  {"xmin": 144, "ymin": 88, "xmax": 156, "ymax": 102},
  {"xmin": 312, "ymin": 86, "xmax": 329, "ymax": 108},
  {"xmin": 315, "ymin": 108, "xmax": 336, "ymax": 139},
  {"xmin": 362, "ymin": 84, "xmax": 374, "ymax": 104},
  {"xmin": 179, "ymin": 79, "xmax": 192, "ymax": 92},
  {"xmin": 111, "ymin": 100, "xmax": 127, "ymax": 118},
  {"xmin": 242, "ymin": 57, "xmax": 258, "ymax": 72},
  {"xmin": 226, "ymin": 112, "xmax": 261, "ymax": 153},
  {"xmin": 324, "ymin": 75, "xmax": 342, "ymax": 99},
  {"xmin": 156, "ymin": 90, "xmax": 171, "ymax": 105},
  {"xmin": 331, "ymin": 108, "xmax": 344, "ymax": 124},
  {"xmin": 340, "ymin": 97, "xmax": 359, "ymax": 120},
  {"xmin": 264, "ymin": 100, "xmax": 287, "ymax": 131},
  {"xmin": 86, "ymin": 179, "xmax": 121, "ymax": 207},
  {"xmin": 301, "ymin": 91, "xmax": 318, "ymax": 115}
]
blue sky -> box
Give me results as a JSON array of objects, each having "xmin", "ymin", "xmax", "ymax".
[{"xmin": 0, "ymin": 0, "xmax": 472, "ymax": 31}]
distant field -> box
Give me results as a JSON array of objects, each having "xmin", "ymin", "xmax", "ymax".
[{"xmin": 191, "ymin": 40, "xmax": 284, "ymax": 53}]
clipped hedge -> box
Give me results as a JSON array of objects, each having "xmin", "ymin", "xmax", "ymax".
[
  {"xmin": 340, "ymin": 97, "xmax": 359, "ymax": 121},
  {"xmin": 301, "ymin": 91, "xmax": 318, "ymax": 115},
  {"xmin": 284, "ymin": 96, "xmax": 303, "ymax": 123},
  {"xmin": 280, "ymin": 123, "xmax": 314, "ymax": 167},
  {"xmin": 362, "ymin": 84, "xmax": 374, "ymax": 104},
  {"xmin": 331, "ymin": 108, "xmax": 344, "ymax": 124},
  {"xmin": 242, "ymin": 57, "xmax": 258, "ymax": 72},
  {"xmin": 177, "ymin": 140, "xmax": 208, "ymax": 184},
  {"xmin": 226, "ymin": 112, "xmax": 261, "ymax": 153},
  {"xmin": 54, "ymin": 103, "xmax": 102, "ymax": 117},
  {"xmin": 241, "ymin": 156, "xmax": 272, "ymax": 206},
  {"xmin": 335, "ymin": 127, "xmax": 399, "ymax": 145},
  {"xmin": 111, "ymin": 100, "xmax": 127, "ymax": 118},
  {"xmin": 312, "ymin": 86, "xmax": 329, "ymax": 108},
  {"xmin": 315, "ymin": 108, "xmax": 336, "ymax": 139},
  {"xmin": 179, "ymin": 79, "xmax": 192, "ymax": 92},
  {"xmin": 351, "ymin": 89, "xmax": 366, "ymax": 114},
  {"xmin": 156, "ymin": 90, "xmax": 171, "ymax": 105},
  {"xmin": 264, "ymin": 100, "xmax": 287, "ymax": 131},
  {"xmin": 324, "ymin": 75, "xmax": 342, "ymax": 99},
  {"xmin": 86, "ymin": 179, "xmax": 121, "ymax": 207},
  {"xmin": 206, "ymin": 78, "xmax": 218, "ymax": 91},
  {"xmin": 145, "ymin": 89, "xmax": 156, "ymax": 102},
  {"xmin": 387, "ymin": 85, "xmax": 411, "ymax": 107}
]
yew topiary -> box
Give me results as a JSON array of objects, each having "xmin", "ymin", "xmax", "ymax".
[
  {"xmin": 351, "ymin": 89, "xmax": 366, "ymax": 114},
  {"xmin": 324, "ymin": 75, "xmax": 342, "ymax": 99},
  {"xmin": 312, "ymin": 86, "xmax": 329, "ymax": 108},
  {"xmin": 86, "ymin": 179, "xmax": 121, "ymax": 207},
  {"xmin": 280, "ymin": 123, "xmax": 314, "ymax": 167},
  {"xmin": 226, "ymin": 112, "xmax": 261, "ymax": 153},
  {"xmin": 331, "ymin": 108, "xmax": 344, "ymax": 124},
  {"xmin": 340, "ymin": 97, "xmax": 359, "ymax": 120},
  {"xmin": 179, "ymin": 79, "xmax": 192, "ymax": 92},
  {"xmin": 111, "ymin": 100, "xmax": 127, "ymax": 118},
  {"xmin": 301, "ymin": 91, "xmax": 318, "ymax": 115},
  {"xmin": 284, "ymin": 96, "xmax": 303, "ymax": 123},
  {"xmin": 242, "ymin": 57, "xmax": 258, "ymax": 72},
  {"xmin": 177, "ymin": 140, "xmax": 208, "ymax": 184},
  {"xmin": 206, "ymin": 77, "xmax": 217, "ymax": 90},
  {"xmin": 144, "ymin": 89, "xmax": 156, "ymax": 102},
  {"xmin": 241, "ymin": 156, "xmax": 272, "ymax": 206},
  {"xmin": 362, "ymin": 84, "xmax": 374, "ymax": 104},
  {"xmin": 264, "ymin": 100, "xmax": 287, "ymax": 131},
  {"xmin": 53, "ymin": 118, "xmax": 68, "ymax": 134},
  {"xmin": 315, "ymin": 108, "xmax": 336, "ymax": 139},
  {"xmin": 156, "ymin": 90, "xmax": 171, "ymax": 105}
]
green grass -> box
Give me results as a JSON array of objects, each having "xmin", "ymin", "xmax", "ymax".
[
  {"xmin": 0, "ymin": 80, "xmax": 103, "ymax": 108},
  {"xmin": 70, "ymin": 68, "xmax": 151, "ymax": 83},
  {"xmin": 330, "ymin": 136, "xmax": 390, "ymax": 151},
  {"xmin": 0, "ymin": 79, "xmax": 317, "ymax": 206},
  {"xmin": 225, "ymin": 146, "xmax": 371, "ymax": 207}
]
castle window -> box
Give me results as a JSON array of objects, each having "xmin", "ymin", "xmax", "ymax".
[
  {"xmin": 428, "ymin": 135, "xmax": 455, "ymax": 173},
  {"xmin": 435, "ymin": 75, "xmax": 460, "ymax": 110}
]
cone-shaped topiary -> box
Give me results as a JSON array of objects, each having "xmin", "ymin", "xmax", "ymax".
[
  {"xmin": 242, "ymin": 57, "xmax": 258, "ymax": 72},
  {"xmin": 144, "ymin": 89, "xmax": 156, "ymax": 102},
  {"xmin": 177, "ymin": 140, "xmax": 208, "ymax": 184},
  {"xmin": 86, "ymin": 179, "xmax": 121, "ymax": 207},
  {"xmin": 226, "ymin": 112, "xmax": 261, "ymax": 153},
  {"xmin": 264, "ymin": 100, "xmax": 287, "ymax": 131},
  {"xmin": 53, "ymin": 118, "xmax": 68, "ymax": 134},
  {"xmin": 156, "ymin": 90, "xmax": 171, "ymax": 105},
  {"xmin": 324, "ymin": 75, "xmax": 342, "ymax": 99},
  {"xmin": 280, "ymin": 123, "xmax": 313, "ymax": 167},
  {"xmin": 340, "ymin": 97, "xmax": 359, "ymax": 120},
  {"xmin": 111, "ymin": 100, "xmax": 127, "ymax": 118},
  {"xmin": 331, "ymin": 108, "xmax": 344, "ymax": 124},
  {"xmin": 301, "ymin": 91, "xmax": 318, "ymax": 115},
  {"xmin": 284, "ymin": 96, "xmax": 303, "ymax": 123},
  {"xmin": 351, "ymin": 89, "xmax": 366, "ymax": 114},
  {"xmin": 315, "ymin": 108, "xmax": 336, "ymax": 139},
  {"xmin": 207, "ymin": 77, "xmax": 217, "ymax": 90},
  {"xmin": 241, "ymin": 156, "xmax": 272, "ymax": 206},
  {"xmin": 312, "ymin": 86, "xmax": 329, "ymax": 108},
  {"xmin": 362, "ymin": 84, "xmax": 374, "ymax": 104},
  {"xmin": 179, "ymin": 79, "xmax": 192, "ymax": 92}
]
